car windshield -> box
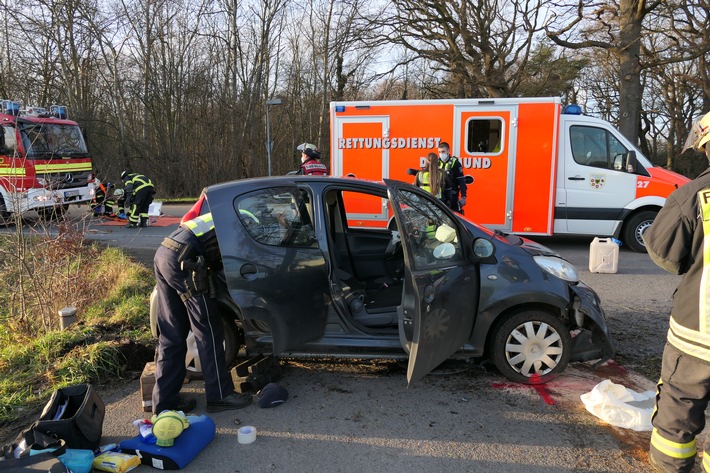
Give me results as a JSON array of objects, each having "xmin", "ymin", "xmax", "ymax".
[{"xmin": 18, "ymin": 120, "xmax": 89, "ymax": 159}]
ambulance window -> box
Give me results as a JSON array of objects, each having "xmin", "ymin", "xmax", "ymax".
[
  {"xmin": 235, "ymin": 187, "xmax": 317, "ymax": 248},
  {"xmin": 465, "ymin": 118, "xmax": 503, "ymax": 154},
  {"xmin": 570, "ymin": 125, "xmax": 628, "ymax": 170}
]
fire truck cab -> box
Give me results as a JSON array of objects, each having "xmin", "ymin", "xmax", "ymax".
[
  {"xmin": 0, "ymin": 100, "xmax": 94, "ymax": 220},
  {"xmin": 330, "ymin": 97, "xmax": 689, "ymax": 252}
]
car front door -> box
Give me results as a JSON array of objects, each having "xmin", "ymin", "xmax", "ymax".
[{"xmin": 384, "ymin": 179, "xmax": 480, "ymax": 384}]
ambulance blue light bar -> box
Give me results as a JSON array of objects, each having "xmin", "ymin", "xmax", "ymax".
[
  {"xmin": 335, "ymin": 105, "xmax": 346, "ymax": 112},
  {"xmin": 563, "ymin": 104, "xmax": 582, "ymax": 115}
]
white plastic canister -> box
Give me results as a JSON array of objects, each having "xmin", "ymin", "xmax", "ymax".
[{"xmin": 589, "ymin": 237, "xmax": 619, "ymax": 274}]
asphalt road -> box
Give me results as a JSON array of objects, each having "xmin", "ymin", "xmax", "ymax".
[{"xmin": 1, "ymin": 204, "xmax": 690, "ymax": 472}]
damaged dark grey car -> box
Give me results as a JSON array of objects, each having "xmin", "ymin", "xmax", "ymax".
[{"xmin": 150, "ymin": 176, "xmax": 614, "ymax": 384}]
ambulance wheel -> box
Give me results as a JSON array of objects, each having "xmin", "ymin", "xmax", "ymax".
[
  {"xmin": 491, "ymin": 310, "xmax": 571, "ymax": 384},
  {"xmin": 622, "ymin": 210, "xmax": 656, "ymax": 253},
  {"xmin": 184, "ymin": 317, "xmax": 240, "ymax": 380}
]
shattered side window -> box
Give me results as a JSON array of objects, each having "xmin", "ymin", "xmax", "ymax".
[
  {"xmin": 394, "ymin": 189, "xmax": 463, "ymax": 270},
  {"xmin": 235, "ymin": 186, "xmax": 317, "ymax": 248}
]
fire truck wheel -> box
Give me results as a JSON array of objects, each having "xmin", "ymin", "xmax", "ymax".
[
  {"xmin": 622, "ymin": 210, "xmax": 656, "ymax": 253},
  {"xmin": 184, "ymin": 316, "xmax": 240, "ymax": 380},
  {"xmin": 0, "ymin": 197, "xmax": 9, "ymax": 224},
  {"xmin": 491, "ymin": 310, "xmax": 571, "ymax": 385}
]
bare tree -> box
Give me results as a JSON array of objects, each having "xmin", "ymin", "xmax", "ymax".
[{"xmin": 378, "ymin": 0, "xmax": 550, "ymax": 98}]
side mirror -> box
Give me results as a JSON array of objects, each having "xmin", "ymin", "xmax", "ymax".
[
  {"xmin": 473, "ymin": 238, "xmax": 495, "ymax": 258},
  {"xmin": 464, "ymin": 175, "xmax": 474, "ymax": 185},
  {"xmin": 626, "ymin": 150, "xmax": 637, "ymax": 174}
]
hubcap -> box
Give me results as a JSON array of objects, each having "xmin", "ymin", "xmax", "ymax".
[
  {"xmin": 635, "ymin": 220, "xmax": 653, "ymax": 247},
  {"xmin": 505, "ymin": 321, "xmax": 564, "ymax": 377}
]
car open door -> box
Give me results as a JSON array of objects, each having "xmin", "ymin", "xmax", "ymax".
[{"xmin": 384, "ymin": 179, "xmax": 480, "ymax": 384}]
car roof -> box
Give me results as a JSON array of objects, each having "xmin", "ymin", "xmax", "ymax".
[{"xmin": 206, "ymin": 175, "xmax": 391, "ymax": 194}]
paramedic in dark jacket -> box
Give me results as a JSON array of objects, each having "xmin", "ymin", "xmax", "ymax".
[
  {"xmin": 121, "ymin": 171, "xmax": 155, "ymax": 228},
  {"xmin": 643, "ymin": 111, "xmax": 710, "ymax": 473},
  {"xmin": 437, "ymin": 141, "xmax": 467, "ymax": 214},
  {"xmin": 153, "ymin": 212, "xmax": 252, "ymax": 414}
]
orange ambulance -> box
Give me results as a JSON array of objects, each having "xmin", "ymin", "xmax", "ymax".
[{"xmin": 330, "ymin": 97, "xmax": 689, "ymax": 252}]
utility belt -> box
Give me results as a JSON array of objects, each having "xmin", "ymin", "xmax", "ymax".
[{"xmin": 162, "ymin": 237, "xmax": 220, "ymax": 302}]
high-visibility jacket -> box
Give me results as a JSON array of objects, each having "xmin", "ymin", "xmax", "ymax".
[
  {"xmin": 415, "ymin": 170, "xmax": 442, "ymax": 198},
  {"xmin": 124, "ymin": 173, "xmax": 154, "ymax": 198},
  {"xmin": 181, "ymin": 213, "xmax": 221, "ymax": 265},
  {"xmin": 644, "ymin": 167, "xmax": 710, "ymax": 363}
]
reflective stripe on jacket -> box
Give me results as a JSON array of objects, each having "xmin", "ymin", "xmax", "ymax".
[{"xmin": 182, "ymin": 213, "xmax": 215, "ymax": 237}]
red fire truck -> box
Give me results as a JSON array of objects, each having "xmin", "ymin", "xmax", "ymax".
[{"xmin": 0, "ymin": 100, "xmax": 94, "ymax": 220}]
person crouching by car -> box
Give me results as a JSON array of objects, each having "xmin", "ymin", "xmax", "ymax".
[{"xmin": 297, "ymin": 143, "xmax": 328, "ymax": 175}]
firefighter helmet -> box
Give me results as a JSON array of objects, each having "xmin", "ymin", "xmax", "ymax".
[
  {"xmin": 682, "ymin": 112, "xmax": 710, "ymax": 153},
  {"xmin": 296, "ymin": 142, "xmax": 316, "ymax": 152},
  {"xmin": 120, "ymin": 170, "xmax": 129, "ymax": 180}
]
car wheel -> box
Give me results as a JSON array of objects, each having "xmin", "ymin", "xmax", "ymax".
[
  {"xmin": 622, "ymin": 210, "xmax": 656, "ymax": 253},
  {"xmin": 184, "ymin": 317, "xmax": 240, "ymax": 380},
  {"xmin": 491, "ymin": 310, "xmax": 571, "ymax": 384}
]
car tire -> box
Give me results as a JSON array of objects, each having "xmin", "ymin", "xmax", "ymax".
[
  {"xmin": 491, "ymin": 310, "xmax": 571, "ymax": 384},
  {"xmin": 622, "ymin": 210, "xmax": 656, "ymax": 253},
  {"xmin": 184, "ymin": 317, "xmax": 240, "ymax": 380}
]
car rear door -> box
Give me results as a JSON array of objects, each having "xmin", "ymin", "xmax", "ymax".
[
  {"xmin": 207, "ymin": 183, "xmax": 330, "ymax": 353},
  {"xmin": 384, "ymin": 179, "xmax": 480, "ymax": 384}
]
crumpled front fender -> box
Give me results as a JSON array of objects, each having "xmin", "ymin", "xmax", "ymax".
[{"xmin": 569, "ymin": 284, "xmax": 616, "ymax": 365}]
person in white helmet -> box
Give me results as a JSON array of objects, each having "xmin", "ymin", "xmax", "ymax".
[
  {"xmin": 296, "ymin": 143, "xmax": 328, "ymax": 176},
  {"xmin": 643, "ymin": 111, "xmax": 710, "ymax": 472}
]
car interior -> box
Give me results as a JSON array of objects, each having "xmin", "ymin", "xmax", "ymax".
[{"xmin": 324, "ymin": 189, "xmax": 405, "ymax": 327}]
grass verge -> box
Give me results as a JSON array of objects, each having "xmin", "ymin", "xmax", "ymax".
[{"xmin": 0, "ymin": 240, "xmax": 156, "ymax": 427}]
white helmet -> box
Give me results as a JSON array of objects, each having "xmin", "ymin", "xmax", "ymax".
[
  {"xmin": 682, "ymin": 111, "xmax": 710, "ymax": 153},
  {"xmin": 113, "ymin": 188, "xmax": 124, "ymax": 197}
]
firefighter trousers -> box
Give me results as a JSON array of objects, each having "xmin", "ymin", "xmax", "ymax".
[
  {"xmin": 152, "ymin": 233, "xmax": 234, "ymax": 414},
  {"xmin": 127, "ymin": 187, "xmax": 154, "ymax": 226},
  {"xmin": 650, "ymin": 342, "xmax": 710, "ymax": 472}
]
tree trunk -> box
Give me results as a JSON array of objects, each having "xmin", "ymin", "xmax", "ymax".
[{"xmin": 617, "ymin": 0, "xmax": 643, "ymax": 144}]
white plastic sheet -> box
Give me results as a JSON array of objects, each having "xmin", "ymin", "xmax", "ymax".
[{"xmin": 580, "ymin": 379, "xmax": 655, "ymax": 431}]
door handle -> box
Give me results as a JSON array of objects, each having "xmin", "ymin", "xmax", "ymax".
[
  {"xmin": 568, "ymin": 176, "xmax": 585, "ymax": 181},
  {"xmin": 240, "ymin": 263, "xmax": 258, "ymax": 280}
]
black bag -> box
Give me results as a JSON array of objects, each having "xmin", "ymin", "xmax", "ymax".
[
  {"xmin": 33, "ymin": 384, "xmax": 105, "ymax": 450},
  {"xmin": 0, "ymin": 428, "xmax": 68, "ymax": 472}
]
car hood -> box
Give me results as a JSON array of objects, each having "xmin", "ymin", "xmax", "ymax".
[{"xmin": 456, "ymin": 216, "xmax": 562, "ymax": 259}]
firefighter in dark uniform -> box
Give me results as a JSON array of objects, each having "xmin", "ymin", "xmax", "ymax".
[
  {"xmin": 297, "ymin": 142, "xmax": 328, "ymax": 175},
  {"xmin": 121, "ymin": 171, "xmax": 155, "ymax": 227},
  {"xmin": 437, "ymin": 141, "xmax": 467, "ymax": 214},
  {"xmin": 153, "ymin": 212, "xmax": 252, "ymax": 413},
  {"xmin": 644, "ymin": 111, "xmax": 710, "ymax": 473}
]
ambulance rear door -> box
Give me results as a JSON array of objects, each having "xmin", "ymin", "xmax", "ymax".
[
  {"xmin": 331, "ymin": 114, "xmax": 390, "ymax": 226},
  {"xmin": 453, "ymin": 103, "xmax": 517, "ymax": 232}
]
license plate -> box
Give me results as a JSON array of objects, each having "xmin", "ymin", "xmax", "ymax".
[{"xmin": 64, "ymin": 190, "xmax": 80, "ymax": 198}]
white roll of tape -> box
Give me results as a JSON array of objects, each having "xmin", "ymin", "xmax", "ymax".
[{"xmin": 238, "ymin": 426, "xmax": 257, "ymax": 444}]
